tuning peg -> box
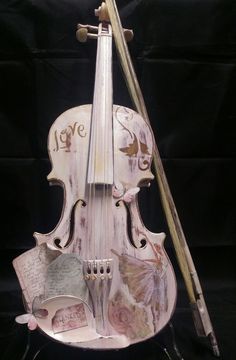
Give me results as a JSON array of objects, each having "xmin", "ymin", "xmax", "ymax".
[
  {"xmin": 76, "ymin": 27, "xmax": 88, "ymax": 43},
  {"xmin": 76, "ymin": 25, "xmax": 98, "ymax": 43}
]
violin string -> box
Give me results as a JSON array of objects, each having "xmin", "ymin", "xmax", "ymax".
[
  {"xmin": 105, "ymin": 23, "xmax": 108, "ymax": 261},
  {"xmin": 92, "ymin": 163, "xmax": 95, "ymax": 260},
  {"xmin": 108, "ymin": 24, "xmax": 113, "ymax": 261},
  {"xmin": 88, "ymin": 182, "xmax": 91, "ymax": 260},
  {"xmin": 93, "ymin": 26, "xmax": 100, "ymax": 261},
  {"xmin": 93, "ymin": 103, "xmax": 95, "ymax": 261},
  {"xmin": 100, "ymin": 23, "xmax": 103, "ymax": 261},
  {"xmin": 90, "ymin": 95, "xmax": 96, "ymax": 261},
  {"xmin": 104, "ymin": 24, "xmax": 109, "ymax": 261},
  {"xmin": 90, "ymin": 101, "xmax": 96, "ymax": 261},
  {"xmin": 103, "ymin": 98, "xmax": 106, "ymax": 259},
  {"xmin": 109, "ymin": 23, "xmax": 113, "ymax": 261}
]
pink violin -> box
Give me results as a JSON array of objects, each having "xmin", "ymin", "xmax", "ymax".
[{"xmin": 15, "ymin": 2, "xmax": 177, "ymax": 350}]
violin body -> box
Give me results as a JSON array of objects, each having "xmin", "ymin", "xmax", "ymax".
[
  {"xmin": 33, "ymin": 102, "xmax": 176, "ymax": 348},
  {"xmin": 27, "ymin": 19, "xmax": 176, "ymax": 350}
]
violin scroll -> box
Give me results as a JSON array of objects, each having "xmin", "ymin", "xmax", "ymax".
[
  {"xmin": 95, "ymin": 2, "xmax": 109, "ymax": 22},
  {"xmin": 76, "ymin": 2, "xmax": 133, "ymax": 44}
]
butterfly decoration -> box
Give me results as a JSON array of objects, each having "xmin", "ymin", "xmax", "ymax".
[
  {"xmin": 112, "ymin": 185, "xmax": 140, "ymax": 203},
  {"xmin": 111, "ymin": 240, "xmax": 168, "ymax": 330},
  {"xmin": 15, "ymin": 296, "xmax": 48, "ymax": 331}
]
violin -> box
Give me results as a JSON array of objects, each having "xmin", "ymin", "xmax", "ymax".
[{"xmin": 15, "ymin": 2, "xmax": 177, "ymax": 350}]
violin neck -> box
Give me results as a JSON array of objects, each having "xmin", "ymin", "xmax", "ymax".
[{"xmin": 87, "ymin": 23, "xmax": 114, "ymax": 186}]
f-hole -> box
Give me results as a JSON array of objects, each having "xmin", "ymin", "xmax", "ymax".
[
  {"xmin": 53, "ymin": 199, "xmax": 86, "ymax": 249},
  {"xmin": 116, "ymin": 200, "xmax": 147, "ymax": 249}
]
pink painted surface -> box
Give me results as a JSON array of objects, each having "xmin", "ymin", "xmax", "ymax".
[{"xmin": 14, "ymin": 20, "xmax": 177, "ymax": 350}]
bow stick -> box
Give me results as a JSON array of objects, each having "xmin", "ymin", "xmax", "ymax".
[{"xmin": 103, "ymin": 0, "xmax": 220, "ymax": 356}]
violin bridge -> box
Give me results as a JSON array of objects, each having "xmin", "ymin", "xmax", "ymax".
[{"xmin": 83, "ymin": 259, "xmax": 113, "ymax": 336}]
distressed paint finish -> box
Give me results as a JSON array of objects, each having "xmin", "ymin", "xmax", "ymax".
[
  {"xmin": 34, "ymin": 104, "xmax": 91, "ymax": 251},
  {"xmin": 32, "ymin": 22, "xmax": 177, "ymax": 349},
  {"xmin": 32, "ymin": 104, "xmax": 176, "ymax": 348},
  {"xmin": 33, "ymin": 104, "xmax": 154, "ymax": 253}
]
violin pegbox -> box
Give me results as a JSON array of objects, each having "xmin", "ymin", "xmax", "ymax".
[{"xmin": 76, "ymin": 2, "xmax": 133, "ymax": 44}]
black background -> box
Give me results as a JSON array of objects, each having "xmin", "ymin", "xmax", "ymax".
[{"xmin": 0, "ymin": 1, "xmax": 235, "ymax": 359}]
